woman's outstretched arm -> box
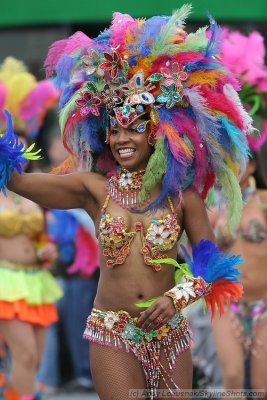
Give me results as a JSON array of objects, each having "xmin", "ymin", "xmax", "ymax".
[{"xmin": 8, "ymin": 170, "xmax": 106, "ymax": 216}]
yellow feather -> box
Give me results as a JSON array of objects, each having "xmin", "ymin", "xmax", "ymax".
[{"xmin": 187, "ymin": 70, "xmax": 224, "ymax": 87}]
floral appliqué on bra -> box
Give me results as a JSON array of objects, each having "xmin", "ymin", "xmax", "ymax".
[{"xmin": 99, "ymin": 195, "xmax": 180, "ymax": 271}]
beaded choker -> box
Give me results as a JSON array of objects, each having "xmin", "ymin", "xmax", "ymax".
[{"xmin": 107, "ymin": 168, "xmax": 148, "ymax": 210}]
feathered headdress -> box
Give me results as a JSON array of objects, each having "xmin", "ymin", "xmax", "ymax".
[
  {"xmin": 45, "ymin": 4, "xmax": 252, "ymax": 228},
  {"xmin": 0, "ymin": 56, "xmax": 59, "ymax": 138},
  {"xmin": 220, "ymin": 29, "xmax": 267, "ymax": 151}
]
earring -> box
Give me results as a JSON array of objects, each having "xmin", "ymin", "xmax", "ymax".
[
  {"xmin": 105, "ymin": 127, "xmax": 111, "ymax": 144},
  {"xmin": 148, "ymin": 123, "xmax": 156, "ymax": 146}
]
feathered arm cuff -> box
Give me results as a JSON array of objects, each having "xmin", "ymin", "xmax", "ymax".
[
  {"xmin": 0, "ymin": 110, "xmax": 41, "ymax": 195},
  {"xmin": 164, "ymin": 275, "xmax": 212, "ymax": 313},
  {"xmin": 166, "ymin": 239, "xmax": 243, "ymax": 318},
  {"xmin": 136, "ymin": 239, "xmax": 243, "ymax": 319}
]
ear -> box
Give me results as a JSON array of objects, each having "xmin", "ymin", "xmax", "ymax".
[{"xmin": 248, "ymin": 159, "xmax": 257, "ymax": 175}]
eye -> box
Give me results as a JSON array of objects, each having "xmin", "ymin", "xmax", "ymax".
[
  {"xmin": 128, "ymin": 127, "xmax": 138, "ymax": 134},
  {"xmin": 110, "ymin": 129, "xmax": 119, "ymax": 135}
]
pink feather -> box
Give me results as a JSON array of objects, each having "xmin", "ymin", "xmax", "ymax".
[
  {"xmin": 110, "ymin": 12, "xmax": 137, "ymax": 51},
  {"xmin": 62, "ymin": 111, "xmax": 84, "ymax": 154},
  {"xmin": 200, "ymin": 86, "xmax": 244, "ymax": 130},
  {"xmin": 247, "ymin": 120, "xmax": 267, "ymax": 150},
  {"xmin": 20, "ymin": 80, "xmax": 59, "ymax": 134},
  {"xmin": 221, "ymin": 29, "xmax": 267, "ymax": 85},
  {"xmin": 0, "ymin": 83, "xmax": 7, "ymax": 122},
  {"xmin": 45, "ymin": 31, "xmax": 95, "ymax": 77},
  {"xmin": 67, "ymin": 226, "xmax": 99, "ymax": 277}
]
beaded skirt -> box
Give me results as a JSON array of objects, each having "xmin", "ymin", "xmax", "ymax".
[{"xmin": 84, "ymin": 307, "xmax": 193, "ymax": 399}]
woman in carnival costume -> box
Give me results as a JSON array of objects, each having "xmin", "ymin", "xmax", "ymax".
[
  {"xmin": 0, "ymin": 57, "xmax": 62, "ymax": 400},
  {"xmin": 210, "ymin": 29, "xmax": 267, "ymax": 394},
  {"xmin": 0, "ymin": 5, "xmax": 253, "ymax": 399}
]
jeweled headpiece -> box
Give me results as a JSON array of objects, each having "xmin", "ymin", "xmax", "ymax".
[
  {"xmin": 0, "ymin": 57, "xmax": 58, "ymax": 138},
  {"xmin": 45, "ymin": 4, "xmax": 253, "ymax": 227}
]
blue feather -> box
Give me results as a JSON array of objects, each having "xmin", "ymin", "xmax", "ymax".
[
  {"xmin": 127, "ymin": 16, "xmax": 169, "ymax": 66},
  {"xmin": 47, "ymin": 209, "xmax": 78, "ymax": 263},
  {"xmin": 204, "ymin": 16, "xmax": 222, "ymax": 58},
  {"xmin": 54, "ymin": 55, "xmax": 75, "ymax": 89},
  {"xmin": 0, "ymin": 110, "xmax": 27, "ymax": 195},
  {"xmin": 180, "ymin": 240, "xmax": 243, "ymax": 283},
  {"xmin": 80, "ymin": 116, "xmax": 104, "ymax": 153},
  {"xmin": 94, "ymin": 28, "xmax": 111, "ymax": 45},
  {"xmin": 186, "ymin": 60, "xmax": 221, "ymax": 72},
  {"xmin": 220, "ymin": 117, "xmax": 250, "ymax": 158}
]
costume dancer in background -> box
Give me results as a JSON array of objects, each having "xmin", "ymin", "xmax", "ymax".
[
  {"xmin": 210, "ymin": 29, "xmax": 267, "ymax": 394},
  {"xmin": 0, "ymin": 57, "xmax": 62, "ymax": 400}
]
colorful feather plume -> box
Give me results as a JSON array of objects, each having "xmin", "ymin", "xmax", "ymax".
[
  {"xmin": 44, "ymin": 4, "xmax": 252, "ymax": 228},
  {"xmin": 180, "ymin": 239, "xmax": 243, "ymax": 318},
  {"xmin": 136, "ymin": 239, "xmax": 243, "ymax": 318}
]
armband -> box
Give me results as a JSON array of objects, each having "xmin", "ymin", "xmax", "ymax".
[{"xmin": 164, "ymin": 275, "xmax": 211, "ymax": 312}]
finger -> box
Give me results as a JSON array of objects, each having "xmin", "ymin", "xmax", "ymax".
[
  {"xmin": 138, "ymin": 310, "xmax": 155, "ymax": 330},
  {"xmin": 153, "ymin": 314, "xmax": 167, "ymax": 329},
  {"xmin": 140, "ymin": 307, "xmax": 160, "ymax": 331},
  {"xmin": 146, "ymin": 311, "xmax": 164, "ymax": 330},
  {"xmin": 136, "ymin": 304, "xmax": 156, "ymax": 326}
]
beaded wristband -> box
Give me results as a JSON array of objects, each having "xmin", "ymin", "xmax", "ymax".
[{"xmin": 164, "ymin": 275, "xmax": 211, "ymax": 312}]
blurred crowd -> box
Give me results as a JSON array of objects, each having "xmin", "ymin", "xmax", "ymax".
[{"xmin": 0, "ymin": 17, "xmax": 267, "ymax": 400}]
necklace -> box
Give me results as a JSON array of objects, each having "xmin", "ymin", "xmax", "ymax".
[{"xmin": 107, "ymin": 168, "xmax": 148, "ymax": 210}]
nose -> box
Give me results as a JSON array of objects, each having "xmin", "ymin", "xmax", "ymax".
[{"xmin": 116, "ymin": 127, "xmax": 131, "ymax": 143}]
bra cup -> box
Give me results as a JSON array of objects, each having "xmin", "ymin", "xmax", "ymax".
[
  {"xmin": 0, "ymin": 208, "xmax": 44, "ymax": 238},
  {"xmin": 99, "ymin": 213, "xmax": 180, "ymax": 251},
  {"xmin": 0, "ymin": 209, "xmax": 23, "ymax": 237},
  {"xmin": 145, "ymin": 215, "xmax": 180, "ymax": 251},
  {"xmin": 21, "ymin": 212, "xmax": 45, "ymax": 237}
]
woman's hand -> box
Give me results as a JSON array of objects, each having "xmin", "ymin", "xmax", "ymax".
[
  {"xmin": 136, "ymin": 296, "xmax": 176, "ymax": 331},
  {"xmin": 36, "ymin": 242, "xmax": 58, "ymax": 267}
]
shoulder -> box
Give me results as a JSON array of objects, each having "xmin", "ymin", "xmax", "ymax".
[
  {"xmin": 77, "ymin": 171, "xmax": 108, "ymax": 187},
  {"xmin": 182, "ymin": 188, "xmax": 205, "ymax": 210}
]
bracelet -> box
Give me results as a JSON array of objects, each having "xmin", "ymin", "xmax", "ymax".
[
  {"xmin": 164, "ymin": 276, "xmax": 211, "ymax": 312},
  {"xmin": 164, "ymin": 291, "xmax": 180, "ymax": 313}
]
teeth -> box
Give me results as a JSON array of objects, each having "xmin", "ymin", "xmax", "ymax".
[{"xmin": 118, "ymin": 149, "xmax": 135, "ymax": 154}]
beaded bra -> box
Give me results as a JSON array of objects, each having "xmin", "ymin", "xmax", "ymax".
[
  {"xmin": 99, "ymin": 195, "xmax": 180, "ymax": 271},
  {"xmin": 0, "ymin": 206, "xmax": 44, "ymax": 238},
  {"xmin": 214, "ymin": 188, "xmax": 267, "ymax": 247}
]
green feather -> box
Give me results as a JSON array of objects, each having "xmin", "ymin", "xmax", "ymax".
[
  {"xmin": 151, "ymin": 4, "xmax": 192, "ymax": 56},
  {"xmin": 135, "ymin": 260, "xmax": 191, "ymax": 308},
  {"xmin": 177, "ymin": 26, "xmax": 208, "ymax": 53},
  {"xmin": 135, "ymin": 296, "xmax": 160, "ymax": 308},
  {"xmin": 59, "ymin": 91, "xmax": 81, "ymax": 133},
  {"xmin": 23, "ymin": 143, "xmax": 42, "ymax": 161},
  {"xmin": 217, "ymin": 168, "xmax": 243, "ymax": 231},
  {"xmin": 206, "ymin": 186, "xmax": 217, "ymax": 208},
  {"xmin": 138, "ymin": 136, "xmax": 167, "ymax": 203}
]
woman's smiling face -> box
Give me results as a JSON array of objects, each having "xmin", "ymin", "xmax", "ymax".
[{"xmin": 109, "ymin": 118, "xmax": 153, "ymax": 171}]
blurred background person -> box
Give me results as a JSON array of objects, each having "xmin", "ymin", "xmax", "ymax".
[
  {"xmin": 36, "ymin": 121, "xmax": 99, "ymax": 395},
  {"xmin": 0, "ymin": 57, "xmax": 62, "ymax": 400},
  {"xmin": 210, "ymin": 29, "xmax": 267, "ymax": 393},
  {"xmin": 185, "ymin": 27, "xmax": 267, "ymax": 393}
]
